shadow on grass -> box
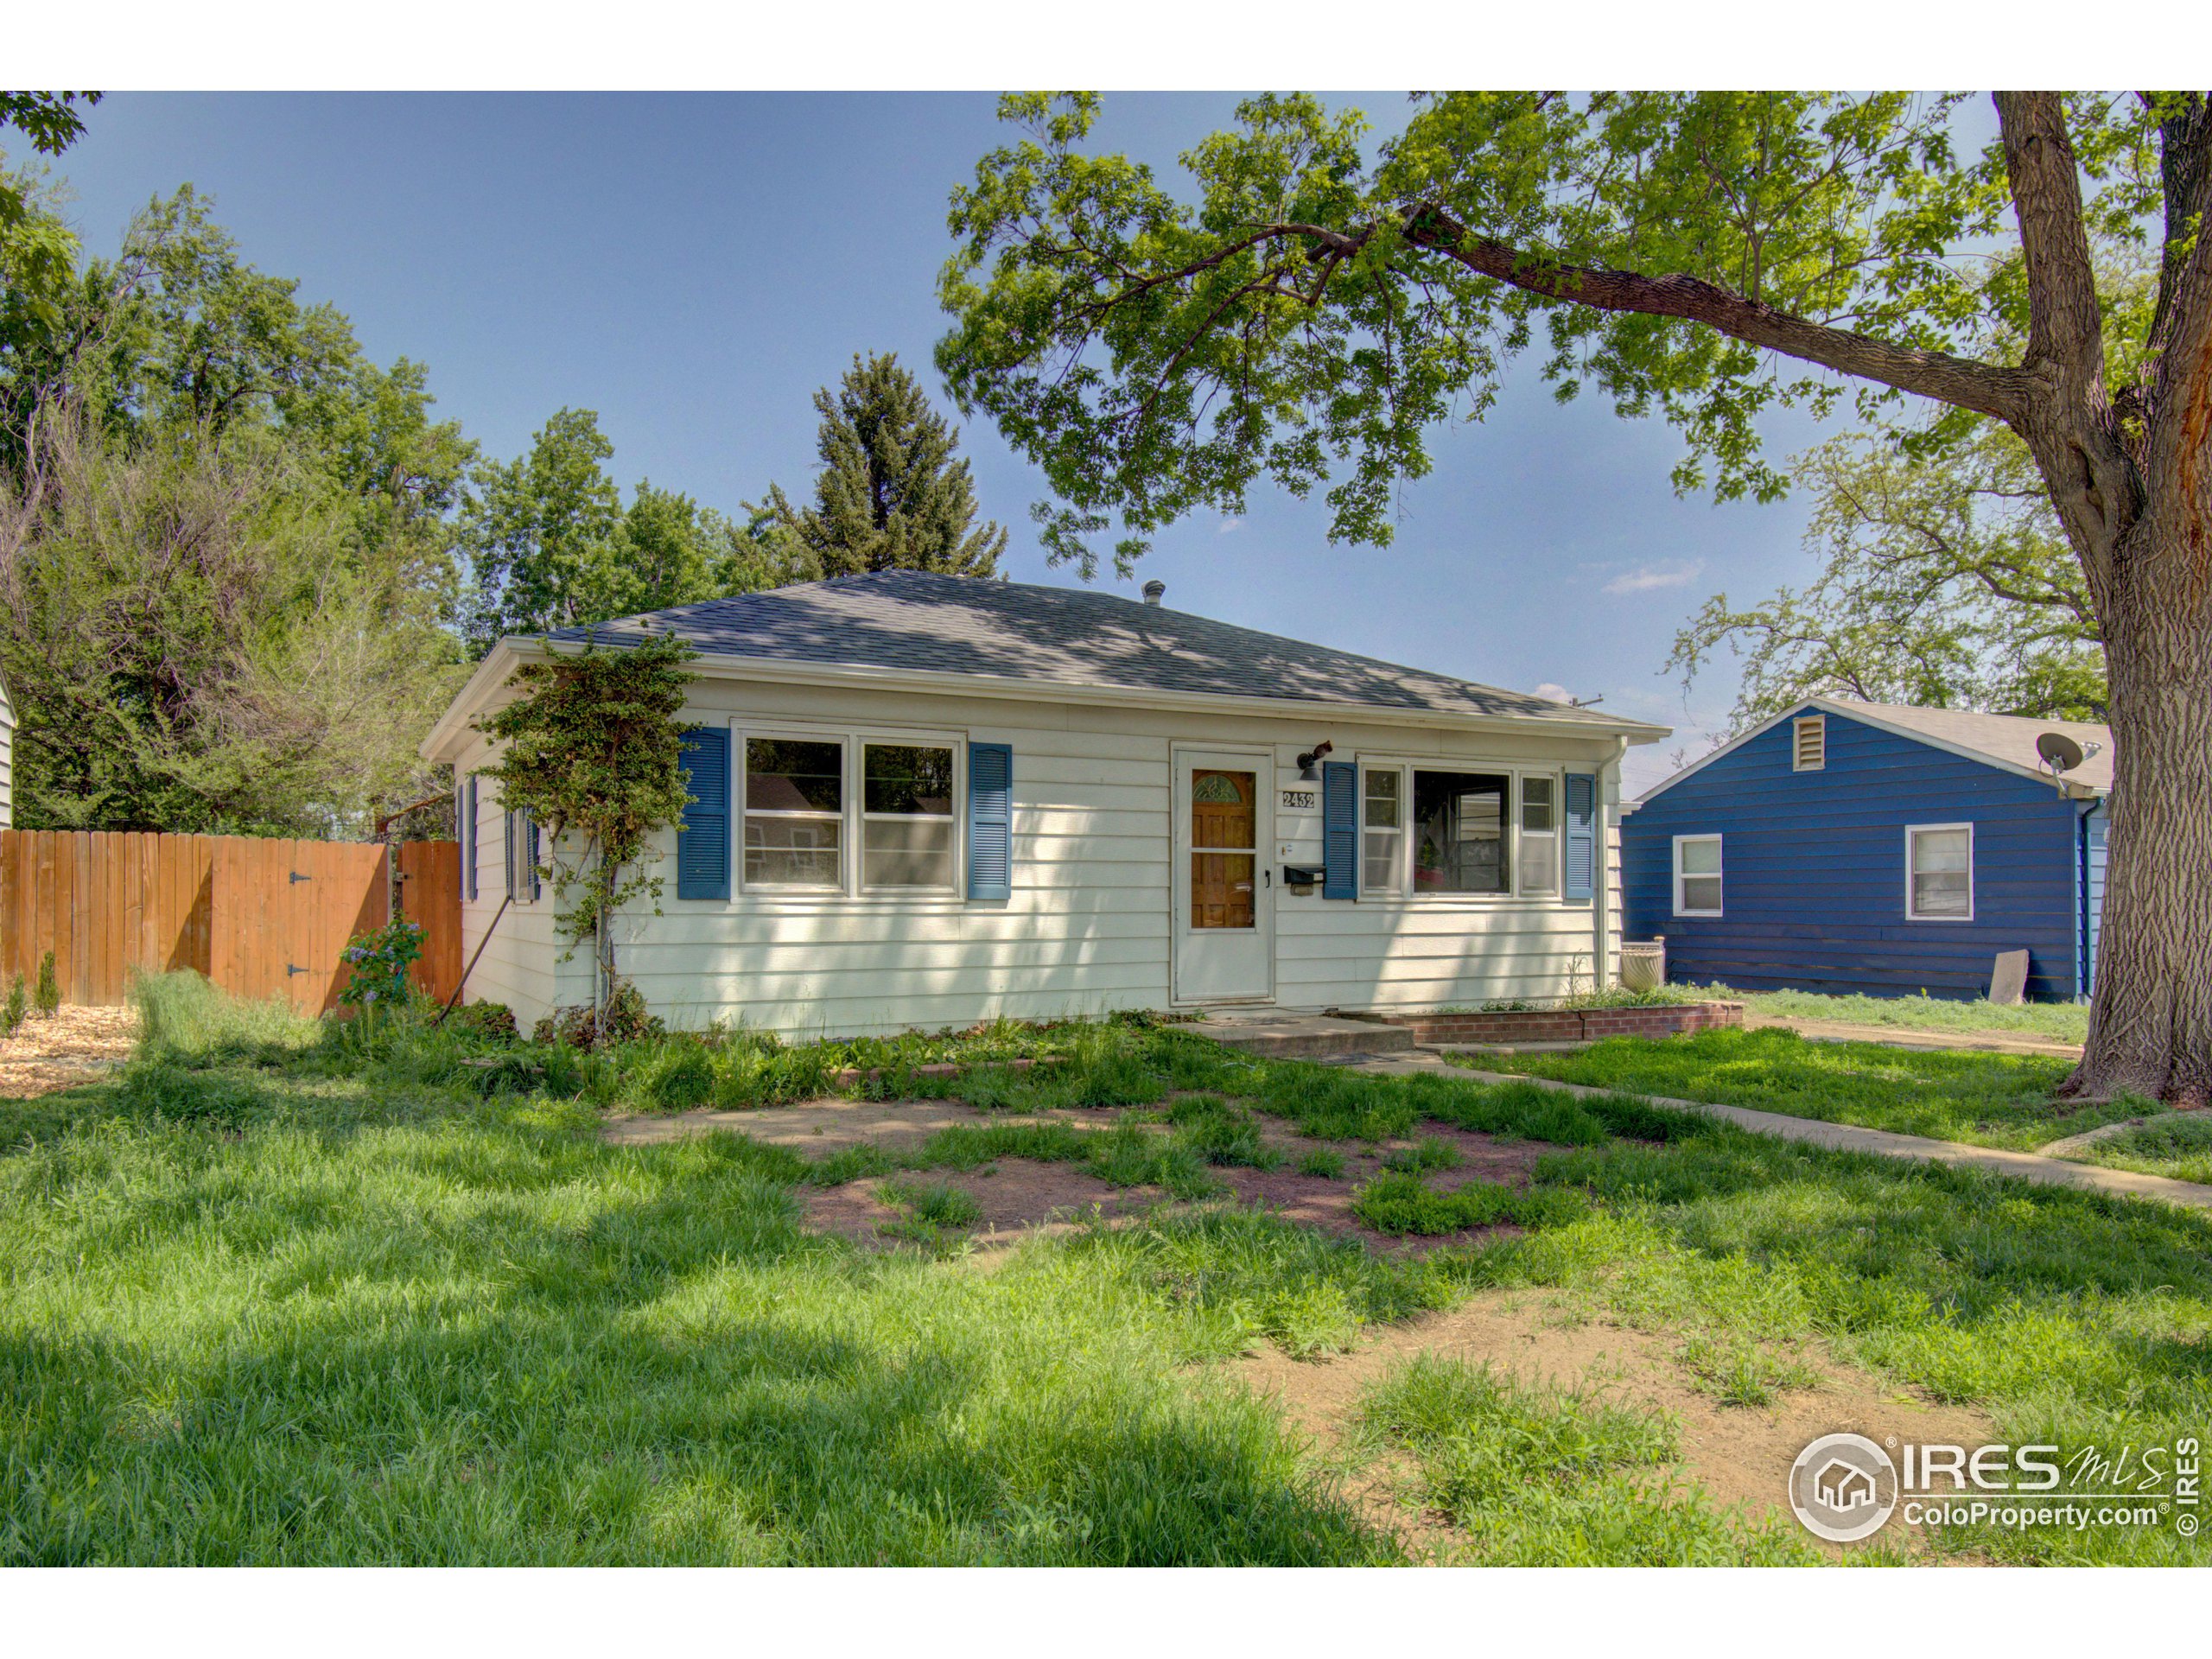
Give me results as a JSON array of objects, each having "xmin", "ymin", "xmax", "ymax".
[{"xmin": 0, "ymin": 1091, "xmax": 1392, "ymax": 1567}]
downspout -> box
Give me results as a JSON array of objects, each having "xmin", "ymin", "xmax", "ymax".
[
  {"xmin": 2075, "ymin": 793, "xmax": 2098, "ymax": 1001},
  {"xmin": 1597, "ymin": 736, "xmax": 1629, "ymax": 992}
]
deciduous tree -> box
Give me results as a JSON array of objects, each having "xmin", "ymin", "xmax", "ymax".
[
  {"xmin": 938, "ymin": 91, "xmax": 2212, "ymax": 1103},
  {"xmin": 1671, "ymin": 423, "xmax": 2106, "ymax": 728}
]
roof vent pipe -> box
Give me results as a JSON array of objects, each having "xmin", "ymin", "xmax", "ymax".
[{"xmin": 1141, "ymin": 580, "xmax": 1166, "ymax": 607}]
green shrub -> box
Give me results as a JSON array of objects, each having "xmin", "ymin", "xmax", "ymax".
[
  {"xmin": 2, "ymin": 975, "xmax": 23, "ymax": 1037},
  {"xmin": 444, "ymin": 1001, "xmax": 519, "ymax": 1044},
  {"xmin": 34, "ymin": 950, "xmax": 59, "ymax": 1016}
]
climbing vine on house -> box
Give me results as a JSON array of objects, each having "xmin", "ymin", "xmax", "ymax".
[{"xmin": 475, "ymin": 630, "xmax": 696, "ymax": 1014}]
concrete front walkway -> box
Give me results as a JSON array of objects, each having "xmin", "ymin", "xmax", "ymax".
[{"xmin": 1349, "ymin": 1051, "xmax": 2212, "ymax": 1215}]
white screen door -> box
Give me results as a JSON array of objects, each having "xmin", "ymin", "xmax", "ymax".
[{"xmin": 1173, "ymin": 748, "xmax": 1274, "ymax": 1002}]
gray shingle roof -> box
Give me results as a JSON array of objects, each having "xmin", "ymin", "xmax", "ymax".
[
  {"xmin": 542, "ymin": 571, "xmax": 1649, "ymax": 728},
  {"xmin": 1818, "ymin": 698, "xmax": 2113, "ymax": 793}
]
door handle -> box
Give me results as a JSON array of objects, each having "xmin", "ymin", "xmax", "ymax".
[{"xmin": 1264, "ymin": 869, "xmax": 1272, "ymax": 887}]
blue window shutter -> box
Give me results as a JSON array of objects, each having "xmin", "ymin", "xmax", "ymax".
[
  {"xmin": 1563, "ymin": 772, "xmax": 1597, "ymax": 901},
  {"xmin": 525, "ymin": 813, "xmax": 543, "ymax": 901},
  {"xmin": 676, "ymin": 728, "xmax": 731, "ymax": 900},
  {"xmin": 968, "ymin": 742, "xmax": 1012, "ymax": 902},
  {"xmin": 1322, "ymin": 761, "xmax": 1357, "ymax": 899},
  {"xmin": 503, "ymin": 807, "xmax": 516, "ymax": 898}
]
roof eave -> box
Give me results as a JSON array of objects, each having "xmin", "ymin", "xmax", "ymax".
[
  {"xmin": 650, "ymin": 645, "xmax": 1673, "ymax": 741},
  {"xmin": 1631, "ymin": 696, "xmax": 2107, "ymax": 806},
  {"xmin": 421, "ymin": 635, "xmax": 1670, "ymax": 756}
]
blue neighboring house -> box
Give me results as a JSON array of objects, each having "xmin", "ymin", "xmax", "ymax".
[{"xmin": 1622, "ymin": 698, "xmax": 2111, "ymax": 1002}]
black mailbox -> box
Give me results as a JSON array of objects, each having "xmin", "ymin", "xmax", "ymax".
[{"xmin": 1281, "ymin": 865, "xmax": 1323, "ymax": 893}]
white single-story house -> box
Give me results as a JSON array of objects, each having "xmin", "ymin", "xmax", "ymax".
[
  {"xmin": 420, "ymin": 572, "xmax": 1669, "ymax": 1036},
  {"xmin": 0, "ymin": 666, "xmax": 15, "ymax": 830}
]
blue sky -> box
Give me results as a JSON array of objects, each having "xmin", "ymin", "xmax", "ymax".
[{"xmin": 37, "ymin": 91, "xmax": 1840, "ymax": 791}]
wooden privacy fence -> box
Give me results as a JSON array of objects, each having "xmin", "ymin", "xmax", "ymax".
[{"xmin": 0, "ymin": 830, "xmax": 462, "ymax": 1014}]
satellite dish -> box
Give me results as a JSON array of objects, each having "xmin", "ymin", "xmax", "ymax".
[{"xmin": 2036, "ymin": 732, "xmax": 2086, "ymax": 772}]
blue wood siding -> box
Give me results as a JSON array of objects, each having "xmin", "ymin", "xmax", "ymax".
[{"xmin": 1623, "ymin": 708, "xmax": 2088, "ymax": 1001}]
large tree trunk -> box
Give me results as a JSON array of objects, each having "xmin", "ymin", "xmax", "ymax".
[{"xmin": 2068, "ymin": 515, "xmax": 2212, "ymax": 1106}]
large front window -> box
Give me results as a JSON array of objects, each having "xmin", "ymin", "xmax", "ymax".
[
  {"xmin": 744, "ymin": 738, "xmax": 843, "ymax": 887},
  {"xmin": 1412, "ymin": 770, "xmax": 1510, "ymax": 894}
]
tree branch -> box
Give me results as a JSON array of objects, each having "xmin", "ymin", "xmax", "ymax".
[{"xmin": 1402, "ymin": 206, "xmax": 2028, "ymax": 423}]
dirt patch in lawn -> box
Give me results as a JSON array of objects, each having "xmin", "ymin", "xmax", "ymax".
[
  {"xmin": 615, "ymin": 1095, "xmax": 1551, "ymax": 1255},
  {"xmin": 1228, "ymin": 1287, "xmax": 1997, "ymax": 1560},
  {"xmin": 604, "ymin": 1096, "xmax": 1075, "ymax": 1148},
  {"xmin": 0, "ymin": 1005, "xmax": 139, "ymax": 1099},
  {"xmin": 802, "ymin": 1164, "xmax": 1163, "ymax": 1249}
]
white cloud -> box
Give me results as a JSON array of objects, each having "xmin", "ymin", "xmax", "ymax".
[
  {"xmin": 1602, "ymin": 560, "xmax": 1704, "ymax": 597},
  {"xmin": 1216, "ymin": 517, "xmax": 1244, "ymax": 535},
  {"xmin": 1533, "ymin": 682, "xmax": 1573, "ymax": 703}
]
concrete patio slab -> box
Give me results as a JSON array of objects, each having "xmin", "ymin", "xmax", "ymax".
[{"xmin": 1194, "ymin": 1013, "xmax": 1415, "ymax": 1061}]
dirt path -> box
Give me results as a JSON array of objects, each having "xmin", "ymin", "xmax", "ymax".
[
  {"xmin": 1743, "ymin": 1010, "xmax": 2082, "ymax": 1059},
  {"xmin": 0, "ymin": 1005, "xmax": 138, "ymax": 1098},
  {"xmin": 1226, "ymin": 1286, "xmax": 1995, "ymax": 1559}
]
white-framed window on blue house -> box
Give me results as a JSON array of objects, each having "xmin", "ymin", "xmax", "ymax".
[
  {"xmin": 1906, "ymin": 823, "xmax": 1974, "ymax": 920},
  {"xmin": 1672, "ymin": 834, "xmax": 1722, "ymax": 917}
]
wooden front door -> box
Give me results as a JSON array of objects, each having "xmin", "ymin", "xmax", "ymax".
[{"xmin": 1173, "ymin": 748, "xmax": 1273, "ymax": 1002}]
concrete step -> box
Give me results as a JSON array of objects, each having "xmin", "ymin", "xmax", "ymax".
[{"xmin": 1193, "ymin": 1013, "xmax": 1415, "ymax": 1061}]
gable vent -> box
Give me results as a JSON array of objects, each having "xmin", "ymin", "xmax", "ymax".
[{"xmin": 1793, "ymin": 715, "xmax": 1827, "ymax": 772}]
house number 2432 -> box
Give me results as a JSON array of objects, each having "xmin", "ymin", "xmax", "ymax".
[{"xmin": 1279, "ymin": 789, "xmax": 1318, "ymax": 810}]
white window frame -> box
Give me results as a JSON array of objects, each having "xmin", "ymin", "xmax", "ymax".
[
  {"xmin": 1904, "ymin": 821, "xmax": 1975, "ymax": 922},
  {"xmin": 1360, "ymin": 765, "xmax": 1404, "ymax": 897},
  {"xmin": 859, "ymin": 738, "xmax": 962, "ymax": 897},
  {"xmin": 1355, "ymin": 759, "xmax": 1567, "ymax": 901},
  {"xmin": 732, "ymin": 721, "xmax": 965, "ymax": 903},
  {"xmin": 1793, "ymin": 714, "xmax": 1827, "ymax": 772},
  {"xmin": 1672, "ymin": 834, "xmax": 1724, "ymax": 918}
]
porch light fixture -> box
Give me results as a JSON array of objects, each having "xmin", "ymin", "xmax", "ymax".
[{"xmin": 1296, "ymin": 740, "xmax": 1334, "ymax": 781}]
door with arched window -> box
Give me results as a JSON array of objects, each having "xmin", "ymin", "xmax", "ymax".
[{"xmin": 1172, "ymin": 747, "xmax": 1274, "ymax": 1001}]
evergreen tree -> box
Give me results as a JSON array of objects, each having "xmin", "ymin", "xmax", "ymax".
[{"xmin": 756, "ymin": 352, "xmax": 1006, "ymax": 578}]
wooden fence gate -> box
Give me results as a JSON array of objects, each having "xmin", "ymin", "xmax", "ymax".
[{"xmin": 0, "ymin": 830, "xmax": 462, "ymax": 1014}]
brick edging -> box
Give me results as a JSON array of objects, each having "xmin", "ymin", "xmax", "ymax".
[{"xmin": 1373, "ymin": 1001, "xmax": 1743, "ymax": 1046}]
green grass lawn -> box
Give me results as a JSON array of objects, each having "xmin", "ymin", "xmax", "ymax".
[
  {"xmin": 2063, "ymin": 1112, "xmax": 2212, "ymax": 1185},
  {"xmin": 1458, "ymin": 1027, "xmax": 2146, "ymax": 1150},
  {"xmin": 5, "ymin": 976, "xmax": 2209, "ymax": 1565},
  {"xmin": 1718, "ymin": 986, "xmax": 2089, "ymax": 1045}
]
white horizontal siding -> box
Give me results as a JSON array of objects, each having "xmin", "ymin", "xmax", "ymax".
[
  {"xmin": 0, "ymin": 671, "xmax": 14, "ymax": 830},
  {"xmin": 451, "ymin": 671, "xmax": 1639, "ymax": 1034}
]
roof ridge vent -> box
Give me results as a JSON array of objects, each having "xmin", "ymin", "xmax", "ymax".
[{"xmin": 1141, "ymin": 580, "xmax": 1166, "ymax": 607}]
